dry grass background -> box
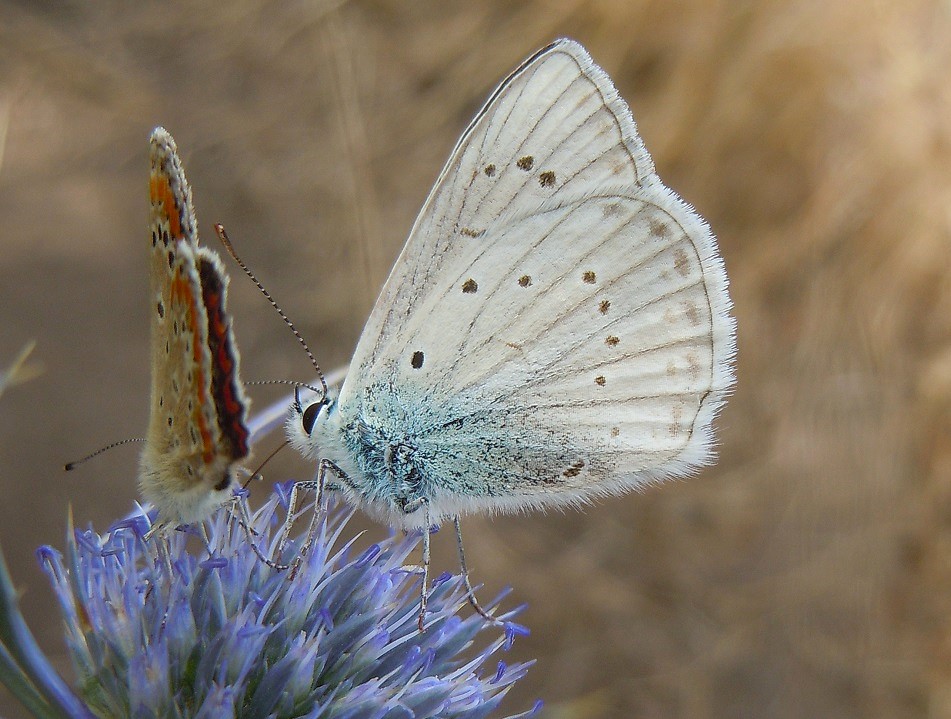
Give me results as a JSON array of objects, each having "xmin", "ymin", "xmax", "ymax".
[{"xmin": 1, "ymin": 1, "xmax": 950, "ymax": 717}]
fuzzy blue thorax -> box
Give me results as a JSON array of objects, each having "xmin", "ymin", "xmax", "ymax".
[{"xmin": 297, "ymin": 379, "xmax": 591, "ymax": 531}]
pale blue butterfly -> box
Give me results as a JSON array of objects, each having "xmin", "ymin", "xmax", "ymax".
[{"xmin": 284, "ymin": 39, "xmax": 736, "ymax": 627}]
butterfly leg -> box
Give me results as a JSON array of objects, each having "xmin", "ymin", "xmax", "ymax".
[
  {"xmin": 150, "ymin": 529, "xmax": 175, "ymax": 579},
  {"xmin": 143, "ymin": 517, "xmax": 167, "ymax": 543},
  {"xmin": 287, "ymin": 459, "xmax": 345, "ymax": 579},
  {"xmin": 398, "ymin": 496, "xmax": 433, "ymax": 631},
  {"xmin": 277, "ymin": 480, "xmax": 314, "ymax": 554},
  {"xmin": 197, "ymin": 522, "xmax": 213, "ymax": 558},
  {"xmin": 453, "ymin": 516, "xmax": 501, "ymax": 625},
  {"xmin": 232, "ymin": 494, "xmax": 289, "ymax": 571},
  {"xmin": 418, "ymin": 500, "xmax": 432, "ymax": 632}
]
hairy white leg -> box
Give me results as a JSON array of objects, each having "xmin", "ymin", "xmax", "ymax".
[{"xmin": 418, "ymin": 501, "xmax": 432, "ymax": 632}]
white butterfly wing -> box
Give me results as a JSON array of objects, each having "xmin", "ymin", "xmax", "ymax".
[
  {"xmin": 333, "ymin": 40, "xmax": 735, "ymax": 520},
  {"xmin": 347, "ymin": 39, "xmax": 655, "ymax": 378}
]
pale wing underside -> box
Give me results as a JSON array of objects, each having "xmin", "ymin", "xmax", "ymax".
[
  {"xmin": 346, "ymin": 39, "xmax": 656, "ymax": 382},
  {"xmin": 336, "ymin": 40, "xmax": 735, "ymax": 513}
]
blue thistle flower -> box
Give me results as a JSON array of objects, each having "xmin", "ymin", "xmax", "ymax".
[{"xmin": 35, "ymin": 487, "xmax": 541, "ymax": 718}]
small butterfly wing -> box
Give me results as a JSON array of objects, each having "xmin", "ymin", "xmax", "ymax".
[
  {"xmin": 334, "ymin": 41, "xmax": 735, "ymax": 519},
  {"xmin": 142, "ymin": 128, "xmax": 249, "ymax": 524}
]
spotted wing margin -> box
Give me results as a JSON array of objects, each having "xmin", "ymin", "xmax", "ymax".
[
  {"xmin": 196, "ymin": 248, "xmax": 251, "ymax": 462},
  {"xmin": 342, "ymin": 39, "xmax": 657, "ymax": 399}
]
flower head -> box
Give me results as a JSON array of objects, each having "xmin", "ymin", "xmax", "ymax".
[{"xmin": 38, "ymin": 486, "xmax": 540, "ymax": 718}]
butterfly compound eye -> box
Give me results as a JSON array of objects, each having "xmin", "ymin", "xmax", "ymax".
[{"xmin": 301, "ymin": 401, "xmax": 323, "ymax": 436}]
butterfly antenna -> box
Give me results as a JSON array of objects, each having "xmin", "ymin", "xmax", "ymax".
[
  {"xmin": 64, "ymin": 437, "xmax": 146, "ymax": 471},
  {"xmin": 214, "ymin": 223, "xmax": 328, "ymax": 398},
  {"xmin": 242, "ymin": 439, "xmax": 291, "ymax": 490},
  {"xmin": 245, "ymin": 379, "xmax": 324, "ymax": 395}
]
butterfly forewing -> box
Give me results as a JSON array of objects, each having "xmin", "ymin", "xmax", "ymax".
[{"xmin": 346, "ymin": 40, "xmax": 660, "ymax": 384}]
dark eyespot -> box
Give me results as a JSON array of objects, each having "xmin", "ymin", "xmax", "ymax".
[
  {"xmin": 516, "ymin": 156, "xmax": 534, "ymax": 171},
  {"xmin": 167, "ymin": 251, "xmax": 174, "ymax": 268},
  {"xmin": 484, "ymin": 164, "xmax": 496, "ymax": 177},
  {"xmin": 518, "ymin": 275, "xmax": 532, "ymax": 287},
  {"xmin": 156, "ymin": 301, "xmax": 165, "ymax": 318},
  {"xmin": 462, "ymin": 278, "xmax": 478, "ymax": 294},
  {"xmin": 411, "ymin": 351, "xmax": 424, "ymax": 369}
]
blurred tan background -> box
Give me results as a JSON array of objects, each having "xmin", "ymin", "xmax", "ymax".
[{"xmin": 2, "ymin": 1, "xmax": 951, "ymax": 717}]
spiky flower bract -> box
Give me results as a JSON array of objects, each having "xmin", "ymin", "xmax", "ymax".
[{"xmin": 38, "ymin": 486, "xmax": 539, "ymax": 718}]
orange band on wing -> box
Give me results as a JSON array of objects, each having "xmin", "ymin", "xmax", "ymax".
[
  {"xmin": 169, "ymin": 271, "xmax": 216, "ymax": 465},
  {"xmin": 150, "ymin": 175, "xmax": 184, "ymax": 240}
]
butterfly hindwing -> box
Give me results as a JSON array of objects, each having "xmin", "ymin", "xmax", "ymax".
[{"xmin": 195, "ymin": 247, "xmax": 251, "ymax": 463}]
